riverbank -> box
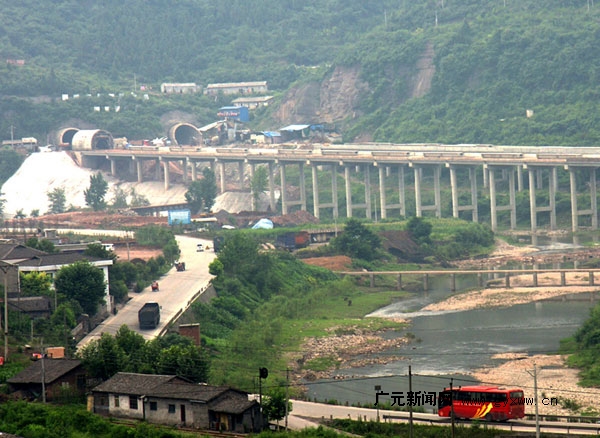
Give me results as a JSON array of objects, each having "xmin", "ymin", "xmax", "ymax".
[
  {"xmin": 472, "ymin": 353, "xmax": 600, "ymax": 416},
  {"xmin": 296, "ymin": 239, "xmax": 600, "ymax": 415},
  {"xmin": 421, "ymin": 239, "xmax": 600, "ymax": 416},
  {"xmin": 294, "ymin": 319, "xmax": 408, "ymax": 382}
]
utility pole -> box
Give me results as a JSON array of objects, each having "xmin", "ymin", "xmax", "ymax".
[
  {"xmin": 41, "ymin": 337, "xmax": 46, "ymax": 403},
  {"xmin": 285, "ymin": 368, "xmax": 290, "ymax": 431},
  {"xmin": 526, "ymin": 363, "xmax": 540, "ymax": 438},
  {"xmin": 375, "ymin": 385, "xmax": 381, "ymax": 422},
  {"xmin": 4, "ymin": 274, "xmax": 7, "ymax": 361},
  {"xmin": 408, "ymin": 365, "xmax": 414, "ymax": 438},
  {"xmin": 0, "ymin": 264, "xmax": 13, "ymax": 362},
  {"xmin": 450, "ymin": 378, "xmax": 455, "ymax": 438}
]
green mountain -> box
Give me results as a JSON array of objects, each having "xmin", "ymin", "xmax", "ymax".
[{"xmin": 1, "ymin": 0, "xmax": 599, "ymax": 145}]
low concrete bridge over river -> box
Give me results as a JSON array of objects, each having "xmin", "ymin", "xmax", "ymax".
[
  {"xmin": 78, "ymin": 142, "xmax": 600, "ymax": 233},
  {"xmin": 338, "ymin": 268, "xmax": 600, "ymax": 292}
]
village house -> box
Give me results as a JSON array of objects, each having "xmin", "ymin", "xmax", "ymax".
[
  {"xmin": 231, "ymin": 96, "xmax": 274, "ymax": 109},
  {"xmin": 91, "ymin": 373, "xmax": 263, "ymax": 433},
  {"xmin": 7, "ymin": 358, "xmax": 87, "ymax": 402},
  {"xmin": 160, "ymin": 83, "xmax": 200, "ymax": 94},
  {"xmin": 0, "ymin": 242, "xmax": 114, "ymax": 314},
  {"xmin": 204, "ymin": 81, "xmax": 268, "ymax": 96}
]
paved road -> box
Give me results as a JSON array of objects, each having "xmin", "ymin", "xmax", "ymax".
[
  {"xmin": 287, "ymin": 400, "xmax": 600, "ymax": 435},
  {"xmin": 77, "ymin": 234, "xmax": 215, "ymax": 349}
]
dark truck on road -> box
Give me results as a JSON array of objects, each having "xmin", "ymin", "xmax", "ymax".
[{"xmin": 138, "ymin": 302, "xmax": 160, "ymax": 329}]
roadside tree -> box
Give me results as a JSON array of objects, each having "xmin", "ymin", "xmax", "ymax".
[
  {"xmin": 78, "ymin": 332, "xmax": 126, "ymax": 380},
  {"xmin": 54, "ymin": 260, "xmax": 106, "ymax": 315},
  {"xmin": 111, "ymin": 186, "xmax": 128, "ymax": 209},
  {"xmin": 47, "ymin": 187, "xmax": 66, "ymax": 214},
  {"xmin": 185, "ymin": 181, "xmax": 203, "ymax": 213},
  {"xmin": 20, "ymin": 271, "xmax": 53, "ymax": 297},
  {"xmin": 262, "ymin": 385, "xmax": 292, "ymax": 423},
  {"xmin": 331, "ymin": 218, "xmax": 381, "ymax": 261},
  {"xmin": 84, "ymin": 173, "xmax": 108, "ymax": 211},
  {"xmin": 184, "ymin": 168, "xmax": 217, "ymax": 213},
  {"xmin": 406, "ymin": 216, "xmax": 432, "ymax": 245},
  {"xmin": 250, "ymin": 165, "xmax": 268, "ymax": 207},
  {"xmin": 25, "ymin": 237, "xmax": 58, "ymax": 253}
]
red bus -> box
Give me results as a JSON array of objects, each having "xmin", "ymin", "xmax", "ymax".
[{"xmin": 438, "ymin": 385, "xmax": 525, "ymax": 421}]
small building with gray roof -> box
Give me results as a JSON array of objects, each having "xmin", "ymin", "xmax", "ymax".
[{"xmin": 91, "ymin": 372, "xmax": 263, "ymax": 432}]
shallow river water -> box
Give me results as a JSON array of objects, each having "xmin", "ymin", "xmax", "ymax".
[{"xmin": 304, "ymin": 238, "xmax": 597, "ymax": 409}]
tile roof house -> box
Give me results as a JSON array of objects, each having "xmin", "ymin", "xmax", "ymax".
[
  {"xmin": 7, "ymin": 295, "xmax": 52, "ymax": 319},
  {"xmin": 6, "ymin": 359, "xmax": 87, "ymax": 402},
  {"xmin": 91, "ymin": 373, "xmax": 263, "ymax": 433},
  {"xmin": 0, "ymin": 242, "xmax": 113, "ymax": 314}
]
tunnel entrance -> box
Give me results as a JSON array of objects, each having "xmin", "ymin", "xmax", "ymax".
[
  {"xmin": 169, "ymin": 123, "xmax": 201, "ymax": 146},
  {"xmin": 57, "ymin": 128, "xmax": 80, "ymax": 147}
]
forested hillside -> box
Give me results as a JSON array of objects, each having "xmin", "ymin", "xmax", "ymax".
[{"xmin": 1, "ymin": 0, "xmax": 600, "ymax": 145}]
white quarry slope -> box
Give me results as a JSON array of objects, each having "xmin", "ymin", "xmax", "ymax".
[{"xmin": 0, "ymin": 151, "xmax": 263, "ymax": 217}]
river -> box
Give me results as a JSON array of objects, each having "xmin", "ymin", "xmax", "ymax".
[{"xmin": 303, "ymin": 237, "xmax": 597, "ymax": 411}]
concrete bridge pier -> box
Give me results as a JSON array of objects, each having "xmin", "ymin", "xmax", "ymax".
[
  {"xmin": 219, "ymin": 161, "xmax": 226, "ymax": 194},
  {"xmin": 449, "ymin": 165, "xmax": 478, "ymax": 221},
  {"xmin": 517, "ymin": 165, "xmax": 524, "ymax": 191},
  {"xmin": 568, "ymin": 167, "xmax": 599, "ymax": 232},
  {"xmin": 299, "ymin": 162, "xmax": 307, "ymax": 212},
  {"xmin": 249, "ymin": 163, "xmax": 256, "ymax": 211},
  {"xmin": 268, "ymin": 162, "xmax": 276, "ymax": 211},
  {"xmin": 238, "ymin": 161, "xmax": 245, "ymax": 190},
  {"xmin": 162, "ymin": 158, "xmax": 170, "ymax": 191},
  {"xmin": 412, "ymin": 165, "xmax": 442, "ymax": 218},
  {"xmin": 378, "ymin": 166, "xmax": 387, "ymax": 220},
  {"xmin": 377, "ymin": 164, "xmax": 406, "ymax": 219},
  {"xmin": 182, "ymin": 158, "xmax": 188, "ymax": 183},
  {"xmin": 279, "ymin": 162, "xmax": 306, "ymax": 214},
  {"xmin": 280, "ymin": 163, "xmax": 289, "ymax": 214},
  {"xmin": 527, "ymin": 166, "xmax": 557, "ymax": 233},
  {"xmin": 154, "ymin": 158, "xmax": 161, "ymax": 182},
  {"xmin": 311, "ymin": 164, "xmax": 339, "ymax": 219},
  {"xmin": 488, "ymin": 166, "xmax": 517, "ymax": 232},
  {"xmin": 190, "ymin": 160, "xmax": 197, "ymax": 181},
  {"xmin": 483, "ymin": 166, "xmax": 489, "ymax": 189},
  {"xmin": 344, "ymin": 166, "xmax": 353, "ymax": 218},
  {"xmin": 343, "ymin": 164, "xmax": 373, "ymax": 218},
  {"xmin": 136, "ymin": 159, "xmax": 143, "ymax": 183},
  {"xmin": 365, "ymin": 165, "xmax": 372, "ymax": 220}
]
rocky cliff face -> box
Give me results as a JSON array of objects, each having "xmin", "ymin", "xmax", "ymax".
[
  {"xmin": 272, "ymin": 44, "xmax": 435, "ymax": 137},
  {"xmin": 273, "ymin": 66, "xmax": 368, "ymax": 128}
]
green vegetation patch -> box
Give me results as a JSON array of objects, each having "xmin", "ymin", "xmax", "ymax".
[
  {"xmin": 0, "ymin": 401, "xmax": 189, "ymax": 438},
  {"xmin": 561, "ymin": 303, "xmax": 600, "ymax": 387},
  {"xmin": 326, "ymin": 418, "xmax": 515, "ymax": 437},
  {"xmin": 304, "ymin": 356, "xmax": 342, "ymax": 372}
]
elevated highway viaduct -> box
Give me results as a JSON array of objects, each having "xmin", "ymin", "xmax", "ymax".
[{"xmin": 78, "ymin": 143, "xmax": 600, "ymax": 233}]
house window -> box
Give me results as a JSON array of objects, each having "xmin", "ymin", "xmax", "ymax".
[
  {"xmin": 168, "ymin": 404, "xmax": 176, "ymax": 414},
  {"xmin": 76, "ymin": 375, "xmax": 86, "ymax": 390},
  {"xmin": 99, "ymin": 396, "xmax": 108, "ymax": 406},
  {"xmin": 114, "ymin": 396, "xmax": 120, "ymax": 408},
  {"xmin": 150, "ymin": 401, "xmax": 157, "ymax": 411},
  {"xmin": 129, "ymin": 396, "xmax": 138, "ymax": 410}
]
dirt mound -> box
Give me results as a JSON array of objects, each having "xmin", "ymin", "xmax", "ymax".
[
  {"xmin": 113, "ymin": 246, "xmax": 163, "ymax": 262},
  {"xmin": 38, "ymin": 211, "xmax": 168, "ymax": 229},
  {"xmin": 271, "ymin": 210, "xmax": 319, "ymax": 227},
  {"xmin": 302, "ymin": 255, "xmax": 352, "ymax": 271}
]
